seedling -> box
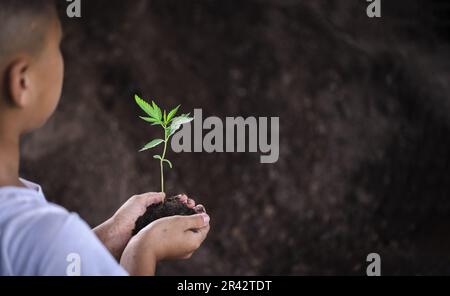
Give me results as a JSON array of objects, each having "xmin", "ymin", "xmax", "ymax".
[{"xmin": 134, "ymin": 94, "xmax": 193, "ymax": 197}]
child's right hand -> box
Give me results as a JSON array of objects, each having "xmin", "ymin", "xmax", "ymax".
[{"xmin": 120, "ymin": 213, "xmax": 210, "ymax": 275}]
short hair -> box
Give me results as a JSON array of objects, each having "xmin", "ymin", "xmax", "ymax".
[{"xmin": 0, "ymin": 0, "xmax": 56, "ymax": 63}]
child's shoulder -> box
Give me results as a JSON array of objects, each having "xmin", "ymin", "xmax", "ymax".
[
  {"xmin": 0, "ymin": 183, "xmax": 96, "ymax": 276},
  {"xmin": 0, "ymin": 184, "xmax": 70, "ymax": 231}
]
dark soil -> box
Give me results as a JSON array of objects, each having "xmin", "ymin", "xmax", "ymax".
[{"xmin": 132, "ymin": 196, "xmax": 196, "ymax": 235}]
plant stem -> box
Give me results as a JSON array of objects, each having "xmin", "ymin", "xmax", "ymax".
[
  {"xmin": 160, "ymin": 139, "xmax": 168, "ymax": 194},
  {"xmin": 160, "ymin": 126, "xmax": 169, "ymax": 199}
]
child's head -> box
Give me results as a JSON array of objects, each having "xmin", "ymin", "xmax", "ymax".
[{"xmin": 0, "ymin": 0, "xmax": 63, "ymax": 135}]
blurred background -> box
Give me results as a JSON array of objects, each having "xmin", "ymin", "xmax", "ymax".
[{"xmin": 20, "ymin": 0, "xmax": 450, "ymax": 275}]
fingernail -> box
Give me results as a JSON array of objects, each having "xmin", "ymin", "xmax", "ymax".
[
  {"xmin": 202, "ymin": 213, "xmax": 210, "ymax": 225},
  {"xmin": 176, "ymin": 194, "xmax": 187, "ymax": 202},
  {"xmin": 195, "ymin": 205, "xmax": 206, "ymax": 213}
]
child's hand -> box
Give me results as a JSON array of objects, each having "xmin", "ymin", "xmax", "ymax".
[
  {"xmin": 94, "ymin": 192, "xmax": 198, "ymax": 260},
  {"xmin": 120, "ymin": 213, "xmax": 211, "ymax": 276}
]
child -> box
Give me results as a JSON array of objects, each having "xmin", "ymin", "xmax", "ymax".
[{"xmin": 0, "ymin": 0, "xmax": 210, "ymax": 276}]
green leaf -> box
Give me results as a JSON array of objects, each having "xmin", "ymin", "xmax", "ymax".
[
  {"xmin": 139, "ymin": 139, "xmax": 164, "ymax": 152},
  {"xmin": 134, "ymin": 95, "xmax": 154, "ymax": 117},
  {"xmin": 153, "ymin": 155, "xmax": 173, "ymax": 168},
  {"xmin": 140, "ymin": 116, "xmax": 160, "ymax": 124},
  {"xmin": 173, "ymin": 115, "xmax": 194, "ymax": 124},
  {"xmin": 163, "ymin": 127, "xmax": 170, "ymax": 139},
  {"xmin": 152, "ymin": 101, "xmax": 162, "ymax": 121},
  {"xmin": 169, "ymin": 115, "xmax": 194, "ymax": 137},
  {"xmin": 163, "ymin": 159, "xmax": 173, "ymax": 168},
  {"xmin": 163, "ymin": 110, "xmax": 167, "ymax": 124},
  {"xmin": 167, "ymin": 105, "xmax": 180, "ymax": 123},
  {"xmin": 169, "ymin": 125, "xmax": 181, "ymax": 137}
]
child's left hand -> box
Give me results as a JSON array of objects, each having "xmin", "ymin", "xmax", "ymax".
[{"xmin": 94, "ymin": 192, "xmax": 197, "ymax": 260}]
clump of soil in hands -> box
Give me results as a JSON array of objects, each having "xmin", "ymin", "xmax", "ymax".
[{"xmin": 133, "ymin": 195, "xmax": 196, "ymax": 235}]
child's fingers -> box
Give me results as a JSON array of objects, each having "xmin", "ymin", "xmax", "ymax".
[
  {"xmin": 137, "ymin": 192, "xmax": 165, "ymax": 206},
  {"xmin": 181, "ymin": 252, "xmax": 194, "ymax": 260},
  {"xmin": 186, "ymin": 224, "xmax": 210, "ymax": 249},
  {"xmin": 187, "ymin": 198, "xmax": 196, "ymax": 208},
  {"xmin": 180, "ymin": 213, "xmax": 210, "ymax": 230},
  {"xmin": 194, "ymin": 204, "xmax": 206, "ymax": 213},
  {"xmin": 202, "ymin": 226, "xmax": 210, "ymax": 244},
  {"xmin": 196, "ymin": 224, "xmax": 210, "ymax": 242},
  {"xmin": 177, "ymin": 194, "xmax": 188, "ymax": 204},
  {"xmin": 177, "ymin": 194, "xmax": 196, "ymax": 209}
]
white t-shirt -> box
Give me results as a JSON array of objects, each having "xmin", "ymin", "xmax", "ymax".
[{"xmin": 0, "ymin": 179, "xmax": 128, "ymax": 276}]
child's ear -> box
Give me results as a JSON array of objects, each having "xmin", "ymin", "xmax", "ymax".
[{"xmin": 6, "ymin": 58, "xmax": 32, "ymax": 108}]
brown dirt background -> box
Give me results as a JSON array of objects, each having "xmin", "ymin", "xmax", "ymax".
[{"xmin": 21, "ymin": 0, "xmax": 450, "ymax": 275}]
